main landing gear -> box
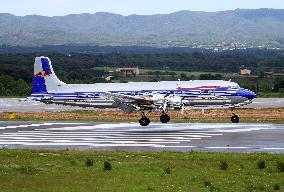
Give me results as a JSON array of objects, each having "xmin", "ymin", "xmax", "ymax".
[
  {"xmin": 138, "ymin": 109, "xmax": 171, "ymax": 126},
  {"xmin": 230, "ymin": 107, "xmax": 239, "ymax": 123},
  {"xmin": 139, "ymin": 110, "xmax": 151, "ymax": 126},
  {"xmin": 160, "ymin": 113, "xmax": 170, "ymax": 123},
  {"xmin": 139, "ymin": 116, "xmax": 150, "ymax": 126}
]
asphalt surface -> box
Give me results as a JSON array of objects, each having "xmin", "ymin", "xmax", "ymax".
[
  {"xmin": 1, "ymin": 98, "xmax": 284, "ymax": 113},
  {"xmin": 0, "ymin": 121, "xmax": 283, "ymax": 153}
]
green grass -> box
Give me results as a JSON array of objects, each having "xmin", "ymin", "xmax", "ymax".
[
  {"xmin": 139, "ymin": 68, "xmax": 229, "ymax": 76},
  {"xmin": 0, "ymin": 150, "xmax": 283, "ymax": 192},
  {"xmin": 93, "ymin": 67, "xmax": 233, "ymax": 77}
]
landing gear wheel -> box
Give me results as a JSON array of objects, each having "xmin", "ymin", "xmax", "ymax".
[
  {"xmin": 231, "ymin": 115, "xmax": 239, "ymax": 123},
  {"xmin": 139, "ymin": 117, "xmax": 150, "ymax": 126},
  {"xmin": 160, "ymin": 114, "xmax": 170, "ymax": 123}
]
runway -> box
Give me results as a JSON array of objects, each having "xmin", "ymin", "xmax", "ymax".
[
  {"xmin": 0, "ymin": 121, "xmax": 283, "ymax": 153},
  {"xmin": 0, "ymin": 98, "xmax": 284, "ymax": 112}
]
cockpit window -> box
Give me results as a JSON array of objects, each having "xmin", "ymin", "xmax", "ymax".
[{"xmin": 231, "ymin": 85, "xmax": 240, "ymax": 89}]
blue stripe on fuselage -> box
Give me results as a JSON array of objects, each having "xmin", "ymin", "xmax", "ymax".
[{"xmin": 30, "ymin": 87, "xmax": 256, "ymax": 100}]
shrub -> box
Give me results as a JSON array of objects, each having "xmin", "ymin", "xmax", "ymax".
[
  {"xmin": 104, "ymin": 161, "xmax": 112, "ymax": 171},
  {"xmin": 276, "ymin": 161, "xmax": 284, "ymax": 172},
  {"xmin": 273, "ymin": 184, "xmax": 280, "ymax": 190},
  {"xmin": 204, "ymin": 181, "xmax": 211, "ymax": 188},
  {"xmin": 85, "ymin": 158, "xmax": 94, "ymax": 167},
  {"xmin": 219, "ymin": 160, "xmax": 228, "ymax": 170},
  {"xmin": 164, "ymin": 167, "xmax": 171, "ymax": 174},
  {"xmin": 257, "ymin": 159, "xmax": 266, "ymax": 169},
  {"xmin": 147, "ymin": 186, "xmax": 153, "ymax": 191},
  {"xmin": 245, "ymin": 178, "xmax": 257, "ymax": 191},
  {"xmin": 18, "ymin": 165, "xmax": 38, "ymax": 174},
  {"xmin": 257, "ymin": 183, "xmax": 265, "ymax": 191},
  {"xmin": 69, "ymin": 160, "xmax": 77, "ymax": 166},
  {"xmin": 209, "ymin": 186, "xmax": 220, "ymax": 192}
]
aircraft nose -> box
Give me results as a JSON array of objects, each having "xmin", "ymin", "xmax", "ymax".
[{"xmin": 237, "ymin": 89, "xmax": 256, "ymax": 100}]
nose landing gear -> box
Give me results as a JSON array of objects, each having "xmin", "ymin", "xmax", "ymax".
[
  {"xmin": 230, "ymin": 107, "xmax": 239, "ymax": 123},
  {"xmin": 231, "ymin": 114, "xmax": 240, "ymax": 123}
]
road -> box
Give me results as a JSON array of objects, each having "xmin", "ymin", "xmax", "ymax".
[
  {"xmin": 0, "ymin": 98, "xmax": 284, "ymax": 112},
  {"xmin": 0, "ymin": 121, "xmax": 283, "ymax": 153}
]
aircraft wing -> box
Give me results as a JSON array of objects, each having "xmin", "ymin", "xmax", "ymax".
[
  {"xmin": 40, "ymin": 99, "xmax": 116, "ymax": 109},
  {"xmin": 36, "ymin": 92, "xmax": 152, "ymax": 113},
  {"xmin": 103, "ymin": 92, "xmax": 155, "ymax": 104}
]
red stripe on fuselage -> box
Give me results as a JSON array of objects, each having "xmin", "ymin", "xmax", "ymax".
[{"xmin": 177, "ymin": 86, "xmax": 228, "ymax": 90}]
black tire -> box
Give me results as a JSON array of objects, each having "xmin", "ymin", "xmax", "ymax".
[
  {"xmin": 231, "ymin": 115, "xmax": 240, "ymax": 123},
  {"xmin": 160, "ymin": 114, "xmax": 170, "ymax": 123},
  {"xmin": 139, "ymin": 117, "xmax": 150, "ymax": 126}
]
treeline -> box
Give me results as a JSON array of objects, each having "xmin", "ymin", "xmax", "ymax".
[
  {"xmin": 2, "ymin": 52, "xmax": 284, "ymax": 73},
  {"xmin": 1, "ymin": 45, "xmax": 283, "ymax": 57},
  {"xmin": 0, "ymin": 52, "xmax": 283, "ymax": 96},
  {"xmin": 0, "ymin": 75, "xmax": 31, "ymax": 96}
]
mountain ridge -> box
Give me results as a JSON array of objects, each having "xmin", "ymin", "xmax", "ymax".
[{"xmin": 0, "ymin": 9, "xmax": 283, "ymax": 47}]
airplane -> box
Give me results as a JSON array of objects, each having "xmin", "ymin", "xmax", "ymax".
[{"xmin": 28, "ymin": 56, "xmax": 256, "ymax": 126}]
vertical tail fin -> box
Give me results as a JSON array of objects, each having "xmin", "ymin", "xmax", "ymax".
[{"xmin": 32, "ymin": 56, "xmax": 65, "ymax": 94}]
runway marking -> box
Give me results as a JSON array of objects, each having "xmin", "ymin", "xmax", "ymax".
[
  {"xmin": 0, "ymin": 140, "xmax": 181, "ymax": 144},
  {"xmin": 0, "ymin": 137, "xmax": 192, "ymax": 141},
  {"xmin": 0, "ymin": 123, "xmax": 86, "ymax": 130},
  {"xmin": 0, "ymin": 142, "xmax": 166, "ymax": 147},
  {"xmin": 262, "ymin": 148, "xmax": 284, "ymax": 150},
  {"xmin": 0, "ymin": 122, "xmax": 215, "ymax": 147},
  {"xmin": 0, "ymin": 122, "xmax": 283, "ymax": 152},
  {"xmin": 206, "ymin": 147, "xmax": 249, "ymax": 149},
  {"xmin": 2, "ymin": 133, "xmax": 213, "ymax": 137},
  {"xmin": 153, "ymin": 145, "xmax": 196, "ymax": 148},
  {"xmin": 0, "ymin": 136, "xmax": 200, "ymax": 140},
  {"xmin": 22, "ymin": 130, "xmax": 222, "ymax": 135}
]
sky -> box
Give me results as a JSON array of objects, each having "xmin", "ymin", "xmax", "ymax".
[{"xmin": 0, "ymin": 0, "xmax": 283, "ymax": 16}]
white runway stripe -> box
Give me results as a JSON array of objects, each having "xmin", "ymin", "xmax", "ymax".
[
  {"xmin": 0, "ymin": 137, "xmax": 191, "ymax": 142},
  {"xmin": 262, "ymin": 148, "xmax": 284, "ymax": 150},
  {"xmin": 153, "ymin": 145, "xmax": 196, "ymax": 148},
  {"xmin": 11, "ymin": 132, "xmax": 218, "ymax": 137},
  {"xmin": 0, "ymin": 123, "xmax": 86, "ymax": 129},
  {"xmin": 0, "ymin": 142, "xmax": 157, "ymax": 147},
  {"xmin": 28, "ymin": 130, "xmax": 222, "ymax": 136},
  {"xmin": 1, "ymin": 122, "xmax": 282, "ymax": 152},
  {"xmin": 0, "ymin": 133, "xmax": 204, "ymax": 139},
  {"xmin": 206, "ymin": 147, "xmax": 249, "ymax": 149},
  {"xmin": 0, "ymin": 122, "xmax": 223, "ymax": 149},
  {"xmin": 0, "ymin": 140, "xmax": 181, "ymax": 144}
]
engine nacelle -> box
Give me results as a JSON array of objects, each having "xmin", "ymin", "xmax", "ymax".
[
  {"xmin": 144, "ymin": 94, "xmax": 187, "ymax": 108},
  {"xmin": 152, "ymin": 94, "xmax": 165, "ymax": 102},
  {"xmin": 166, "ymin": 95, "xmax": 188, "ymax": 108},
  {"xmin": 167, "ymin": 95, "xmax": 182, "ymax": 104}
]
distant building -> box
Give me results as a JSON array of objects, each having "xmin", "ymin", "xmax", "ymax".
[
  {"xmin": 116, "ymin": 67, "xmax": 140, "ymax": 75},
  {"xmin": 240, "ymin": 68, "xmax": 252, "ymax": 76},
  {"xmin": 264, "ymin": 72, "xmax": 284, "ymax": 77},
  {"xmin": 105, "ymin": 75, "xmax": 114, "ymax": 81},
  {"xmin": 239, "ymin": 65, "xmax": 251, "ymax": 76}
]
